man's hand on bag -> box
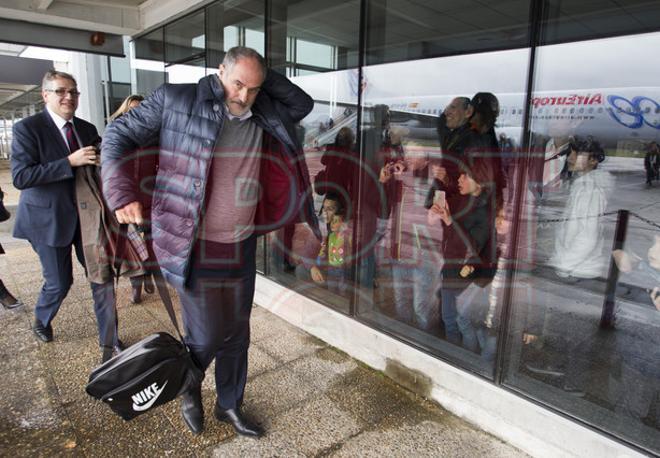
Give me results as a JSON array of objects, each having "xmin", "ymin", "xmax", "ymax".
[
  {"xmin": 68, "ymin": 146, "xmax": 98, "ymax": 167},
  {"xmin": 115, "ymin": 201, "xmax": 144, "ymax": 225}
]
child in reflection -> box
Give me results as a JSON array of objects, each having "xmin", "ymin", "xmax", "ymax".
[
  {"xmin": 311, "ymin": 194, "xmax": 352, "ymax": 295},
  {"xmin": 429, "ymin": 158, "xmax": 497, "ymax": 347},
  {"xmin": 547, "ymin": 139, "xmax": 611, "ymax": 280}
]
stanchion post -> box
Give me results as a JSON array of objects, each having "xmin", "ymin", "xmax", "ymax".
[{"xmin": 600, "ymin": 209, "xmax": 629, "ymax": 329}]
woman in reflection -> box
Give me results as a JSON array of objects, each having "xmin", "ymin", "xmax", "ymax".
[
  {"xmin": 109, "ymin": 95, "xmax": 156, "ymax": 303},
  {"xmin": 378, "ymin": 128, "xmax": 441, "ymax": 331},
  {"xmin": 429, "ymin": 158, "xmax": 497, "ymax": 348},
  {"xmin": 547, "ymin": 139, "xmax": 611, "ymax": 280}
]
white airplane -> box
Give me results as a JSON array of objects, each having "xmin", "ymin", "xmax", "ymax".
[{"xmin": 301, "ymin": 87, "xmax": 660, "ymax": 150}]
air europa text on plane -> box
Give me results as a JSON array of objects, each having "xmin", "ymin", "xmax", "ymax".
[{"xmin": 531, "ymin": 94, "xmax": 603, "ymax": 108}]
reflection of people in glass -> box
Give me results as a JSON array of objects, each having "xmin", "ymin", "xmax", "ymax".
[
  {"xmin": 644, "ymin": 141, "xmax": 660, "ymax": 187},
  {"xmin": 613, "ymin": 234, "xmax": 660, "ymax": 311},
  {"xmin": 429, "ymin": 158, "xmax": 497, "ymax": 347},
  {"xmin": 359, "ymin": 105, "xmax": 393, "ymax": 290},
  {"xmin": 314, "ymin": 126, "xmax": 357, "ymax": 202},
  {"xmin": 427, "ymin": 97, "xmax": 480, "ymax": 210},
  {"xmin": 547, "ymin": 139, "xmax": 610, "ymax": 280},
  {"xmin": 470, "ymin": 92, "xmax": 505, "ymax": 209},
  {"xmin": 610, "ymin": 233, "xmax": 660, "ymax": 428},
  {"xmin": 311, "ymin": 193, "xmax": 351, "ymax": 295},
  {"xmin": 377, "ymin": 130, "xmax": 441, "ymax": 330}
]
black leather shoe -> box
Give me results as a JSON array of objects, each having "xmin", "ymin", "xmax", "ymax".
[
  {"xmin": 214, "ymin": 405, "xmax": 264, "ymax": 438},
  {"xmin": 181, "ymin": 386, "xmax": 204, "ymax": 434},
  {"xmin": 33, "ymin": 320, "xmax": 53, "ymax": 343},
  {"xmin": 0, "ymin": 281, "xmax": 22, "ymax": 309},
  {"xmin": 131, "ymin": 284, "xmax": 142, "ymax": 304},
  {"xmin": 143, "ymin": 276, "xmax": 155, "ymax": 294}
]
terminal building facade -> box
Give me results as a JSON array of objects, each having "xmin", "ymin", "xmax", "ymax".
[{"xmin": 1, "ymin": 0, "xmax": 659, "ymax": 455}]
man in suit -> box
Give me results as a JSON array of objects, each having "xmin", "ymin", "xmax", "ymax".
[{"xmin": 11, "ymin": 70, "xmax": 122, "ymax": 360}]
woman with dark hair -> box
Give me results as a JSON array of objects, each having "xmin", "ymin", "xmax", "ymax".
[
  {"xmin": 470, "ymin": 92, "xmax": 506, "ymax": 209},
  {"xmin": 429, "ymin": 158, "xmax": 498, "ymax": 348},
  {"xmin": 0, "ymin": 186, "xmax": 22, "ymax": 309}
]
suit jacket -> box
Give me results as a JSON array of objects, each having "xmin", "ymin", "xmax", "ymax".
[{"xmin": 11, "ymin": 110, "xmax": 99, "ymax": 247}]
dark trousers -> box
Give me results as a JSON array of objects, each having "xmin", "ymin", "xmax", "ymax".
[
  {"xmin": 177, "ymin": 235, "xmax": 257, "ymax": 410},
  {"xmin": 31, "ymin": 230, "xmax": 118, "ymax": 347}
]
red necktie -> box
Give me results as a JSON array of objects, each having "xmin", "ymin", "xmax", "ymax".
[{"xmin": 64, "ymin": 122, "xmax": 80, "ymax": 152}]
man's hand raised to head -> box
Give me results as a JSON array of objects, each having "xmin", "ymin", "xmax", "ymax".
[
  {"xmin": 67, "ymin": 146, "xmax": 98, "ymax": 167},
  {"xmin": 115, "ymin": 201, "xmax": 144, "ymax": 225}
]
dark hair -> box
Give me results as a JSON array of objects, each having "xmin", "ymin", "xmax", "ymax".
[
  {"xmin": 42, "ymin": 69, "xmax": 76, "ymax": 89},
  {"xmin": 471, "ymin": 92, "xmax": 499, "ymax": 129},
  {"xmin": 222, "ymin": 46, "xmax": 267, "ymax": 80},
  {"xmin": 334, "ymin": 127, "xmax": 355, "ymax": 149},
  {"xmin": 570, "ymin": 138, "xmax": 606, "ymax": 165},
  {"xmin": 322, "ymin": 192, "xmax": 347, "ymax": 218}
]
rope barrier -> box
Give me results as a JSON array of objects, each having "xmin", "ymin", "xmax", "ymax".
[{"xmin": 535, "ymin": 209, "xmax": 659, "ymax": 229}]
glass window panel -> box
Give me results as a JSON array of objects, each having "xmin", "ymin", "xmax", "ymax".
[
  {"xmin": 245, "ymin": 28, "xmax": 265, "ymax": 51},
  {"xmin": 110, "ymin": 56, "xmax": 131, "ymax": 84},
  {"xmin": 356, "ymin": 46, "xmax": 530, "ymax": 378},
  {"xmin": 541, "ymin": 0, "xmax": 660, "ymax": 45},
  {"xmin": 357, "ymin": 0, "xmax": 532, "ymax": 377},
  {"xmin": 206, "ymin": 0, "xmax": 265, "ymax": 69},
  {"xmin": 269, "ymin": 0, "xmax": 360, "ymax": 74},
  {"xmin": 266, "ymin": 0, "xmax": 360, "ymax": 314},
  {"xmin": 503, "ymin": 27, "xmax": 660, "ymax": 455},
  {"xmin": 296, "ymin": 39, "xmax": 334, "ymax": 69},
  {"xmin": 365, "ymin": 0, "xmax": 531, "ymax": 66},
  {"xmin": 164, "ymin": 10, "xmax": 206, "ymax": 64},
  {"xmin": 134, "ymin": 28, "xmax": 164, "ymax": 61},
  {"xmin": 165, "ymin": 57, "xmax": 207, "ymax": 84}
]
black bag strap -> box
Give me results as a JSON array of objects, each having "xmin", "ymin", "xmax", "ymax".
[
  {"xmin": 114, "ymin": 223, "xmax": 188, "ymax": 347},
  {"xmin": 150, "ymin": 267, "xmax": 186, "ymax": 344}
]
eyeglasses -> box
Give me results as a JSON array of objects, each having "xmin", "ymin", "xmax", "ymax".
[{"xmin": 46, "ymin": 88, "xmax": 81, "ymax": 98}]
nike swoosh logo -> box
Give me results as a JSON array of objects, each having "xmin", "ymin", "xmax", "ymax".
[{"xmin": 132, "ymin": 381, "xmax": 168, "ymax": 412}]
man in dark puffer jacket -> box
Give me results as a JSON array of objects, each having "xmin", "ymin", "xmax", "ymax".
[{"xmin": 101, "ymin": 47, "xmax": 318, "ymax": 437}]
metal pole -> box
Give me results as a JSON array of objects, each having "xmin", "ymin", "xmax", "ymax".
[{"xmin": 600, "ymin": 209, "xmax": 629, "ymax": 329}]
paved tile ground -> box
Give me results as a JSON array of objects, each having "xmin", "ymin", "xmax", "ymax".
[{"xmin": 0, "ymin": 238, "xmax": 527, "ymax": 457}]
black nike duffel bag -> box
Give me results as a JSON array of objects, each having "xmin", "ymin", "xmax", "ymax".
[{"xmin": 86, "ymin": 270, "xmax": 203, "ymax": 420}]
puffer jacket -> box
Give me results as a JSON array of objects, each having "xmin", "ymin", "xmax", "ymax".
[{"xmin": 101, "ymin": 70, "xmax": 319, "ymax": 288}]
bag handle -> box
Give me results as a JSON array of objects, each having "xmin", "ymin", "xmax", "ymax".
[{"xmin": 114, "ymin": 224, "xmax": 187, "ymax": 346}]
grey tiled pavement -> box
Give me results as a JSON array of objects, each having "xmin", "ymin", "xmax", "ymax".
[{"xmin": 0, "ymin": 239, "xmax": 527, "ymax": 457}]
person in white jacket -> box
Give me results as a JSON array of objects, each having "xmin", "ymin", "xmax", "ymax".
[{"xmin": 548, "ymin": 139, "xmax": 612, "ymax": 279}]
